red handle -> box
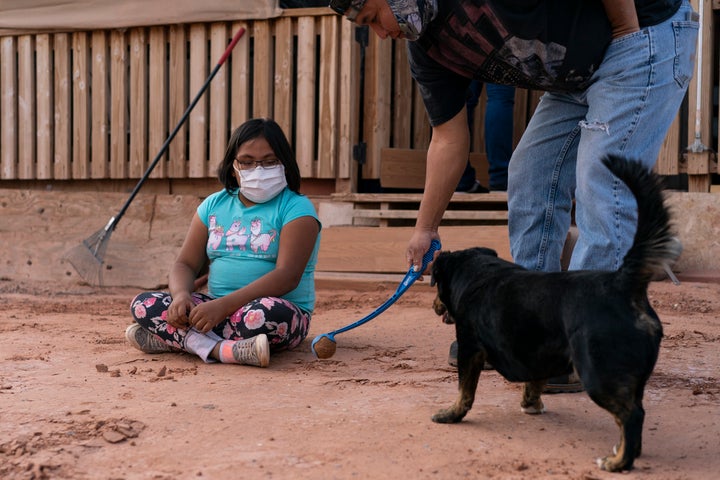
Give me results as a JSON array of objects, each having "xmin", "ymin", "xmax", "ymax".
[{"xmin": 218, "ymin": 27, "xmax": 246, "ymax": 66}]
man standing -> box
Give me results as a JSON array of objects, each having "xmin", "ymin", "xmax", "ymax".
[{"xmin": 330, "ymin": 0, "xmax": 698, "ymax": 391}]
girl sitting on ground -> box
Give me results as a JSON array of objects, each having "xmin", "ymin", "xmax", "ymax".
[{"xmin": 126, "ymin": 118, "xmax": 321, "ymax": 367}]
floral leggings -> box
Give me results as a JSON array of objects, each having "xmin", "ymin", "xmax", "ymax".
[{"xmin": 130, "ymin": 291, "xmax": 311, "ymax": 352}]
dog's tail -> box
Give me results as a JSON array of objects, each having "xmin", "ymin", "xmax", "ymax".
[{"xmin": 604, "ymin": 155, "xmax": 680, "ymax": 291}]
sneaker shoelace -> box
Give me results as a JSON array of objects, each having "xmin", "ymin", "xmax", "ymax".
[
  {"xmin": 136, "ymin": 328, "xmax": 172, "ymax": 352},
  {"xmin": 232, "ymin": 338, "xmax": 259, "ymax": 365}
]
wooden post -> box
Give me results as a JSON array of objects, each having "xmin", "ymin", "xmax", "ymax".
[
  {"xmin": 209, "ymin": 23, "xmax": 229, "ymax": 170},
  {"xmin": 53, "ymin": 33, "xmax": 72, "ymax": 180},
  {"xmin": 685, "ymin": 150, "xmax": 718, "ymax": 192},
  {"xmin": 129, "ymin": 28, "xmax": 148, "ymax": 178},
  {"xmin": 188, "ymin": 24, "xmax": 208, "ymax": 178},
  {"xmin": 168, "ymin": 24, "xmax": 187, "ymax": 178},
  {"xmin": 148, "ymin": 26, "xmax": 168, "ymax": 179},
  {"xmin": 17, "ymin": 35, "xmax": 35, "ymax": 180},
  {"xmin": 91, "ymin": 31, "xmax": 109, "ymax": 179},
  {"xmin": 230, "ymin": 21, "xmax": 251, "ymax": 132},
  {"xmin": 110, "ymin": 30, "xmax": 128, "ymax": 179},
  {"xmin": 1, "ymin": 36, "xmax": 17, "ymax": 180},
  {"xmin": 295, "ymin": 16, "xmax": 316, "ymax": 177},
  {"xmin": 36, "ymin": 34, "xmax": 53, "ymax": 180},
  {"xmin": 72, "ymin": 32, "xmax": 91, "ymax": 179}
]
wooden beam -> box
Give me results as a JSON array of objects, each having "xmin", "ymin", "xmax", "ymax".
[{"xmin": 317, "ymin": 225, "xmax": 511, "ymax": 274}]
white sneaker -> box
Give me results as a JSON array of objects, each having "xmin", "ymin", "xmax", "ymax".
[
  {"xmin": 125, "ymin": 324, "xmax": 178, "ymax": 354},
  {"xmin": 231, "ymin": 334, "xmax": 270, "ymax": 367}
]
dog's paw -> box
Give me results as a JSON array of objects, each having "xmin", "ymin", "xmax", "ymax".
[
  {"xmin": 596, "ymin": 455, "xmax": 630, "ymax": 472},
  {"xmin": 431, "ymin": 409, "xmax": 463, "ymax": 424},
  {"xmin": 520, "ymin": 404, "xmax": 545, "ymax": 415}
]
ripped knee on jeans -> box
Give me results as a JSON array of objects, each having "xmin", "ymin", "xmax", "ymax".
[{"xmin": 579, "ymin": 120, "xmax": 609, "ymax": 134}]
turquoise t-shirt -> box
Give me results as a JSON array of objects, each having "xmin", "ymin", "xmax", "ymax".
[{"xmin": 196, "ymin": 188, "xmax": 321, "ymax": 312}]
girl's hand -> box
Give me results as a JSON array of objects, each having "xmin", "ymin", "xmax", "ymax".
[
  {"xmin": 166, "ymin": 293, "xmax": 194, "ymax": 329},
  {"xmin": 188, "ymin": 299, "xmax": 229, "ymax": 334}
]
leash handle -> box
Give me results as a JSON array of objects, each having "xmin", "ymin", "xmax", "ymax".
[{"xmin": 399, "ymin": 239, "xmax": 442, "ymax": 291}]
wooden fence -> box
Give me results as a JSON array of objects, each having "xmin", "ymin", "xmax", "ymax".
[{"xmin": 0, "ymin": 4, "xmax": 717, "ymax": 193}]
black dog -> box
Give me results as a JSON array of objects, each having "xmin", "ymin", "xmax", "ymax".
[{"xmin": 430, "ymin": 156, "xmax": 679, "ymax": 472}]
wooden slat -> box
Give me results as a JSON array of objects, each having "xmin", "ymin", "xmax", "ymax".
[
  {"xmin": 393, "ymin": 42, "xmax": 412, "ymax": 148},
  {"xmin": 209, "ymin": 23, "xmax": 229, "ymax": 169},
  {"xmin": 317, "ymin": 225, "xmax": 511, "ymax": 274},
  {"xmin": 1, "ymin": 36, "xmax": 17, "ymax": 179},
  {"xmin": 351, "ymin": 209, "xmax": 508, "ymax": 221},
  {"xmin": 362, "ymin": 35, "xmax": 392, "ymax": 179},
  {"xmin": 72, "ymin": 32, "xmax": 90, "ymax": 179},
  {"xmin": 91, "ymin": 31, "xmax": 109, "ymax": 179},
  {"xmin": 35, "ymin": 34, "xmax": 53, "ymax": 180},
  {"xmin": 252, "ymin": 20, "xmax": 273, "ymax": 118},
  {"xmin": 317, "ymin": 15, "xmax": 339, "ymax": 178},
  {"xmin": 188, "ymin": 23, "xmax": 208, "ymax": 178},
  {"xmin": 129, "ymin": 28, "xmax": 148, "ymax": 178},
  {"xmin": 168, "ymin": 24, "xmax": 187, "ymax": 178},
  {"xmin": 148, "ymin": 26, "xmax": 168, "ymax": 179},
  {"xmin": 17, "ymin": 35, "xmax": 35, "ymax": 180},
  {"xmin": 53, "ymin": 33, "xmax": 71, "ymax": 180},
  {"xmin": 295, "ymin": 16, "xmax": 316, "ymax": 177},
  {"xmin": 656, "ymin": 113, "xmax": 681, "ymax": 175},
  {"xmin": 110, "ymin": 30, "xmax": 128, "ymax": 178},
  {"xmin": 336, "ymin": 19, "xmax": 359, "ymax": 187},
  {"xmin": 230, "ymin": 21, "xmax": 251, "ymax": 131},
  {"xmin": 273, "ymin": 17, "xmax": 294, "ymax": 137},
  {"xmin": 331, "ymin": 191, "xmax": 508, "ymax": 203}
]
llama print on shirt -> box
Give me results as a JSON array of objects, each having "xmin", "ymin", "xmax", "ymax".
[{"xmin": 249, "ymin": 218, "xmax": 277, "ymax": 253}]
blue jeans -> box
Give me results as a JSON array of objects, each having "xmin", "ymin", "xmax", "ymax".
[
  {"xmin": 507, "ymin": 1, "xmax": 698, "ymax": 272},
  {"xmin": 460, "ymin": 82, "xmax": 515, "ymax": 191},
  {"xmin": 484, "ymin": 83, "xmax": 515, "ymax": 191}
]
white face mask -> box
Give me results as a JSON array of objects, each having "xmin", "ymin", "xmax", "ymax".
[{"xmin": 234, "ymin": 164, "xmax": 288, "ymax": 203}]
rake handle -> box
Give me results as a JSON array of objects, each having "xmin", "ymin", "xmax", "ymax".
[{"xmin": 109, "ymin": 27, "xmax": 247, "ymax": 231}]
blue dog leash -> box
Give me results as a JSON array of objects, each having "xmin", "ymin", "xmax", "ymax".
[{"xmin": 311, "ymin": 239, "xmax": 441, "ymax": 357}]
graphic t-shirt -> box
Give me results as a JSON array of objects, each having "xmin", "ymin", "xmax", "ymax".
[
  {"xmin": 408, "ymin": 0, "xmax": 682, "ymax": 126},
  {"xmin": 196, "ymin": 188, "xmax": 321, "ymax": 312}
]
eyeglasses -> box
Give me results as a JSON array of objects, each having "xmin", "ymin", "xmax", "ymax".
[{"xmin": 234, "ymin": 158, "xmax": 281, "ymax": 170}]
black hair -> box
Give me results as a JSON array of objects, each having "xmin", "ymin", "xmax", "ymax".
[{"xmin": 217, "ymin": 118, "xmax": 302, "ymax": 194}]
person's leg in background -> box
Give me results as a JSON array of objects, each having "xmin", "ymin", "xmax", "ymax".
[{"xmin": 484, "ymin": 83, "xmax": 515, "ymax": 192}]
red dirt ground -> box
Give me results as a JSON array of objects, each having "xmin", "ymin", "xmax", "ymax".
[{"xmin": 1, "ymin": 277, "xmax": 718, "ymax": 479}]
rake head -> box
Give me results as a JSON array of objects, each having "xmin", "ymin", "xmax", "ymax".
[{"xmin": 64, "ymin": 226, "xmax": 114, "ymax": 286}]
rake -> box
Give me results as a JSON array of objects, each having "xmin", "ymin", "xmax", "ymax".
[{"xmin": 65, "ymin": 27, "xmax": 246, "ymax": 286}]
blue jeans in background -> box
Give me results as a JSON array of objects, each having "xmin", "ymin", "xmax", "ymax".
[
  {"xmin": 507, "ymin": 0, "xmax": 698, "ymax": 272},
  {"xmin": 458, "ymin": 82, "xmax": 515, "ymax": 192}
]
